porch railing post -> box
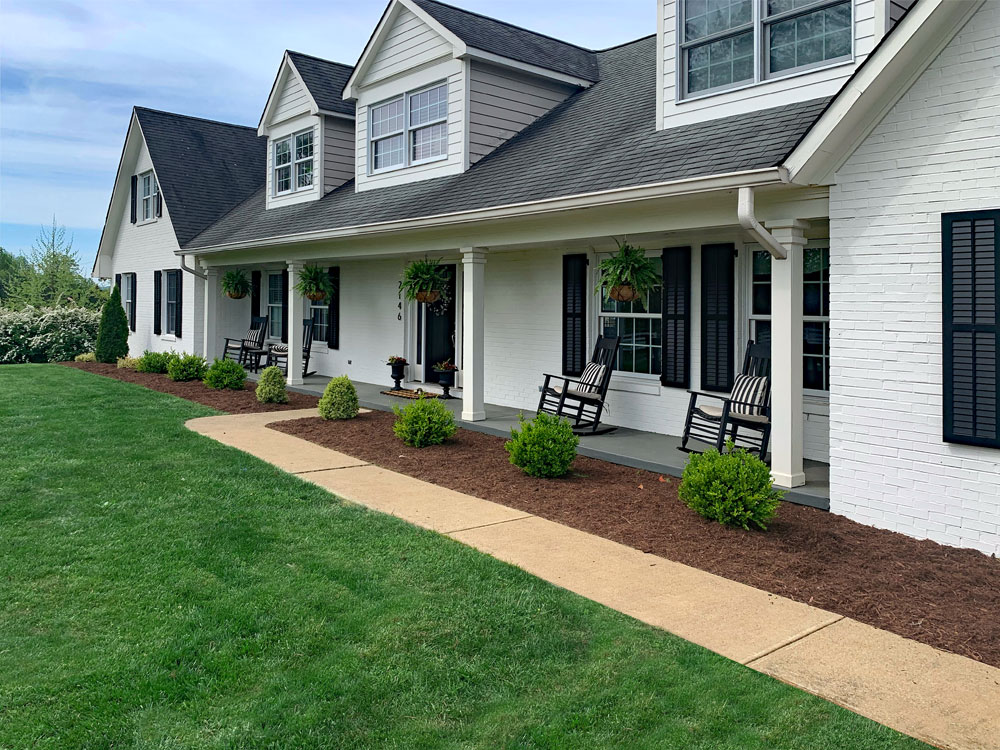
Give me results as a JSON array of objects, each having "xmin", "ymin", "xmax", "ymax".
[
  {"xmin": 287, "ymin": 261, "xmax": 305, "ymax": 386},
  {"xmin": 767, "ymin": 219, "xmax": 809, "ymax": 488},
  {"xmin": 203, "ymin": 266, "xmax": 220, "ymax": 362},
  {"xmin": 461, "ymin": 247, "xmax": 487, "ymax": 422}
]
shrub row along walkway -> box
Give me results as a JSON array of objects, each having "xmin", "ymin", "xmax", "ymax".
[{"xmin": 189, "ymin": 409, "xmax": 1000, "ymax": 750}]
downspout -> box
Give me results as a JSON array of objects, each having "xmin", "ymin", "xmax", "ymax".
[
  {"xmin": 738, "ymin": 186, "xmax": 787, "ymax": 259},
  {"xmin": 179, "ymin": 254, "xmax": 207, "ymax": 280}
]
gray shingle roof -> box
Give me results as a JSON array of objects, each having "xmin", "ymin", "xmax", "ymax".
[
  {"xmin": 410, "ymin": 0, "xmax": 599, "ymax": 82},
  {"xmin": 287, "ymin": 51, "xmax": 355, "ymax": 117},
  {"xmin": 185, "ymin": 35, "xmax": 828, "ymax": 252},
  {"xmin": 135, "ymin": 108, "xmax": 266, "ymax": 246}
]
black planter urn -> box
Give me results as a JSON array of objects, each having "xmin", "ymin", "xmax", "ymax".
[
  {"xmin": 389, "ymin": 362, "xmax": 406, "ymax": 389},
  {"xmin": 435, "ymin": 369, "xmax": 456, "ymax": 399}
]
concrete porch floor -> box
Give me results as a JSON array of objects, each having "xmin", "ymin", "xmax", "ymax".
[{"xmin": 265, "ymin": 373, "xmax": 830, "ymax": 510}]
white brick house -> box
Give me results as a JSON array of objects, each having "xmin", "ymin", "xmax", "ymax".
[{"xmin": 95, "ymin": 0, "xmax": 999, "ymax": 555}]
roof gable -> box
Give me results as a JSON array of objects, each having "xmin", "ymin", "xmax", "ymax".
[{"xmin": 258, "ymin": 53, "xmax": 318, "ymax": 134}]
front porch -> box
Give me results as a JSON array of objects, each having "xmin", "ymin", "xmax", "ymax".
[{"xmin": 265, "ymin": 373, "xmax": 831, "ymax": 510}]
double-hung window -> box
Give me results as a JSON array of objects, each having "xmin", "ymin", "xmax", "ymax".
[
  {"xmin": 598, "ymin": 256, "xmax": 664, "ymax": 376},
  {"xmin": 749, "ymin": 243, "xmax": 830, "ymax": 391},
  {"xmin": 369, "ymin": 82, "xmax": 448, "ymax": 173},
  {"xmin": 165, "ymin": 271, "xmax": 179, "ymax": 335},
  {"xmin": 310, "ymin": 292, "xmax": 328, "ymax": 343},
  {"xmin": 680, "ymin": 0, "xmax": 852, "ymax": 98},
  {"xmin": 267, "ymin": 273, "xmax": 284, "ymax": 339},
  {"xmin": 121, "ymin": 273, "xmax": 135, "ymax": 322},
  {"xmin": 140, "ymin": 171, "xmax": 158, "ymax": 221},
  {"xmin": 273, "ymin": 130, "xmax": 314, "ymax": 195}
]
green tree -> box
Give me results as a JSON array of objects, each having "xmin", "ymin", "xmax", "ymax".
[
  {"xmin": 4, "ymin": 219, "xmax": 108, "ymax": 310},
  {"xmin": 95, "ymin": 285, "xmax": 129, "ymax": 363},
  {"xmin": 0, "ymin": 247, "xmax": 30, "ymax": 303}
]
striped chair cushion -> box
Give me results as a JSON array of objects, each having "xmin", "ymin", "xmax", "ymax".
[
  {"xmin": 730, "ymin": 374, "xmax": 768, "ymax": 416},
  {"xmin": 269, "ymin": 343, "xmax": 288, "ymax": 354},
  {"xmin": 578, "ymin": 362, "xmax": 606, "ymax": 394}
]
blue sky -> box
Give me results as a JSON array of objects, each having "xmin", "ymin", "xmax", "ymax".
[{"xmin": 0, "ymin": 0, "xmax": 652, "ymax": 272}]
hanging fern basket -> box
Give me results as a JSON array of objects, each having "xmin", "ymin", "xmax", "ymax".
[
  {"xmin": 225, "ymin": 291, "xmax": 247, "ymax": 300},
  {"xmin": 415, "ymin": 290, "xmax": 440, "ymax": 304},
  {"xmin": 305, "ymin": 291, "xmax": 327, "ymax": 302},
  {"xmin": 608, "ymin": 285, "xmax": 641, "ymax": 302}
]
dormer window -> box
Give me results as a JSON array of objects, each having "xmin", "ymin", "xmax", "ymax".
[
  {"xmin": 273, "ymin": 130, "xmax": 314, "ymax": 195},
  {"xmin": 680, "ymin": 0, "xmax": 851, "ymax": 98},
  {"xmin": 139, "ymin": 171, "xmax": 158, "ymax": 221},
  {"xmin": 369, "ymin": 82, "xmax": 448, "ymax": 173}
]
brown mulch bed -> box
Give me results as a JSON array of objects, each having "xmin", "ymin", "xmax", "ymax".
[
  {"xmin": 62, "ymin": 361, "xmax": 319, "ymax": 413},
  {"xmin": 271, "ymin": 410, "xmax": 1000, "ymax": 669}
]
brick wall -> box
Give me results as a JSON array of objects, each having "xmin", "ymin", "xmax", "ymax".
[{"xmin": 828, "ymin": 0, "xmax": 1000, "ymax": 555}]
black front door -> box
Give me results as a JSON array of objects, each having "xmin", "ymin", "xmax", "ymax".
[{"xmin": 422, "ymin": 264, "xmax": 456, "ymax": 382}]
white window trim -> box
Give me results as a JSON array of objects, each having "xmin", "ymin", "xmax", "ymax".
[
  {"xmin": 676, "ymin": 0, "xmax": 854, "ymax": 101},
  {"xmin": 266, "ymin": 271, "xmax": 284, "ymax": 340},
  {"xmin": 165, "ymin": 270, "xmax": 179, "ymax": 336},
  {"xmin": 595, "ymin": 249, "xmax": 664, "ymax": 381},
  {"xmin": 745, "ymin": 239, "xmax": 831, "ymax": 397},
  {"xmin": 368, "ymin": 81, "xmax": 449, "ymax": 175},
  {"xmin": 272, "ymin": 129, "xmax": 314, "ymax": 197},
  {"xmin": 138, "ymin": 171, "xmax": 158, "ymax": 224}
]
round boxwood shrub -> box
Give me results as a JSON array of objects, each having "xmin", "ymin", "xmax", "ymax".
[
  {"xmin": 167, "ymin": 353, "xmax": 207, "ymax": 382},
  {"xmin": 392, "ymin": 396, "xmax": 456, "ymax": 447},
  {"xmin": 318, "ymin": 375, "xmax": 359, "ymax": 420},
  {"xmin": 136, "ymin": 350, "xmax": 176, "ymax": 374},
  {"xmin": 95, "ymin": 285, "xmax": 129, "ymax": 363},
  {"xmin": 679, "ymin": 443, "xmax": 785, "ymax": 531},
  {"xmin": 256, "ymin": 365, "xmax": 289, "ymax": 404},
  {"xmin": 505, "ymin": 412, "xmax": 579, "ymax": 478},
  {"xmin": 203, "ymin": 358, "xmax": 247, "ymax": 390}
]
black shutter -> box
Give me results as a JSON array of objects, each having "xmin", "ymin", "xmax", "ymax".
[
  {"xmin": 174, "ymin": 270, "xmax": 183, "ymax": 339},
  {"xmin": 701, "ymin": 243, "xmax": 735, "ymax": 392},
  {"xmin": 328, "ymin": 267, "xmax": 340, "ymax": 349},
  {"xmin": 129, "ymin": 176, "xmax": 137, "ymax": 224},
  {"xmin": 943, "ymin": 210, "xmax": 1000, "ymax": 448},
  {"xmin": 156, "ymin": 191, "xmax": 162, "ymax": 218},
  {"xmin": 661, "ymin": 247, "xmax": 691, "ymax": 388},
  {"xmin": 251, "ymin": 270, "xmax": 261, "ymax": 321},
  {"xmin": 562, "ymin": 254, "xmax": 588, "ymax": 376},
  {"xmin": 128, "ymin": 273, "xmax": 137, "ymax": 332},
  {"xmin": 280, "ymin": 269, "xmax": 289, "ymax": 343},
  {"xmin": 115, "ymin": 273, "xmax": 121, "ymax": 292},
  {"xmin": 153, "ymin": 270, "xmax": 162, "ymax": 335}
]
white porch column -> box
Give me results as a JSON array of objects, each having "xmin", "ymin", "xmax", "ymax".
[
  {"xmin": 768, "ymin": 219, "xmax": 809, "ymax": 488},
  {"xmin": 287, "ymin": 261, "xmax": 305, "ymax": 385},
  {"xmin": 203, "ymin": 267, "xmax": 220, "ymax": 361},
  {"xmin": 461, "ymin": 248, "xmax": 487, "ymax": 421}
]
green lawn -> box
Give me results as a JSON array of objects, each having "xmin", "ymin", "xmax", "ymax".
[{"xmin": 0, "ymin": 365, "xmax": 925, "ymax": 749}]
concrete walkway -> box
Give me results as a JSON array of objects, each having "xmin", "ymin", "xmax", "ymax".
[{"xmin": 187, "ymin": 409, "xmax": 1000, "ymax": 750}]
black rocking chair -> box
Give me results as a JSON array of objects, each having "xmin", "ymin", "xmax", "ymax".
[
  {"xmin": 537, "ymin": 335, "xmax": 620, "ymax": 435},
  {"xmin": 266, "ymin": 319, "xmax": 315, "ymax": 378},
  {"xmin": 223, "ymin": 315, "xmax": 269, "ymax": 371},
  {"xmin": 680, "ymin": 341, "xmax": 772, "ymax": 457}
]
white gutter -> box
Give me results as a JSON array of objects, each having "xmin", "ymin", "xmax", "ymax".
[
  {"xmin": 183, "ymin": 167, "xmax": 789, "ymax": 256},
  {"xmin": 738, "ymin": 186, "xmax": 786, "ymax": 260},
  {"xmin": 179, "ymin": 254, "xmax": 207, "ymax": 280}
]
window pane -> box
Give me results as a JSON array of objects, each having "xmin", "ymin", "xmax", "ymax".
[
  {"xmin": 411, "ymin": 123, "xmax": 447, "ymax": 162},
  {"xmin": 769, "ymin": 1, "xmax": 852, "ymax": 74},
  {"xmin": 686, "ymin": 30, "xmax": 753, "ymax": 93},
  {"xmin": 409, "ymin": 84, "xmax": 447, "ymax": 127},
  {"xmin": 373, "ymin": 134, "xmax": 405, "ymax": 170},
  {"xmin": 296, "ymin": 160, "xmax": 313, "ymax": 188},
  {"xmin": 753, "ymin": 319, "xmax": 772, "ymax": 347},
  {"xmin": 268, "ymin": 274, "xmax": 283, "ymax": 305},
  {"xmin": 371, "ymin": 98, "xmax": 404, "ymax": 138},
  {"xmin": 269, "ymin": 309, "xmax": 282, "ymax": 339},
  {"xmin": 275, "ymin": 165, "xmax": 291, "ymax": 193},
  {"xmin": 311, "ymin": 306, "xmax": 328, "ymax": 341},
  {"xmin": 295, "ymin": 131, "xmax": 313, "ymax": 160},
  {"xmin": 804, "ymin": 321, "xmax": 825, "ymax": 355},
  {"xmin": 804, "ymin": 356, "xmax": 825, "ymax": 390},
  {"xmin": 684, "ymin": 0, "xmax": 751, "ymax": 42},
  {"xmin": 274, "ymin": 139, "xmax": 291, "ymax": 166}
]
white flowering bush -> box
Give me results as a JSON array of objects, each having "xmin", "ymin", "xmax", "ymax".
[{"xmin": 0, "ymin": 306, "xmax": 101, "ymax": 363}]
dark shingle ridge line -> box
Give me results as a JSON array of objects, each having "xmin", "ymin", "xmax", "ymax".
[
  {"xmin": 286, "ymin": 50, "xmax": 354, "ymax": 71},
  {"xmin": 414, "ymin": 0, "xmax": 598, "ymax": 54},
  {"xmin": 133, "ymin": 105, "xmax": 256, "ymax": 132}
]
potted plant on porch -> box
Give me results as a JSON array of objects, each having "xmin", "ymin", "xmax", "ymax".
[
  {"xmin": 595, "ymin": 239, "xmax": 660, "ymax": 303},
  {"xmin": 400, "ymin": 258, "xmax": 448, "ymax": 304},
  {"xmin": 433, "ymin": 358, "xmax": 458, "ymax": 399},
  {"xmin": 294, "ymin": 264, "xmax": 335, "ymax": 302},
  {"xmin": 387, "ymin": 355, "xmax": 408, "ymax": 390},
  {"xmin": 221, "ymin": 270, "xmax": 251, "ymax": 299}
]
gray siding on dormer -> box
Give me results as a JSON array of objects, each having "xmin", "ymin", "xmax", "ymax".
[
  {"xmin": 324, "ymin": 116, "xmax": 354, "ymax": 193},
  {"xmin": 467, "ymin": 62, "xmax": 577, "ymax": 165}
]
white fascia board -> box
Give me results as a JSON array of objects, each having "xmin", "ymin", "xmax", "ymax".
[
  {"xmin": 93, "ymin": 111, "xmax": 143, "ymax": 278},
  {"xmin": 785, "ymin": 0, "xmax": 984, "ymax": 185},
  {"xmin": 258, "ymin": 53, "xmax": 319, "ymax": 136},
  {"xmin": 343, "ymin": 0, "xmax": 466, "ymax": 100},
  {"xmin": 181, "ymin": 167, "xmax": 788, "ymax": 256},
  {"xmin": 460, "ymin": 48, "xmax": 593, "ymax": 88}
]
